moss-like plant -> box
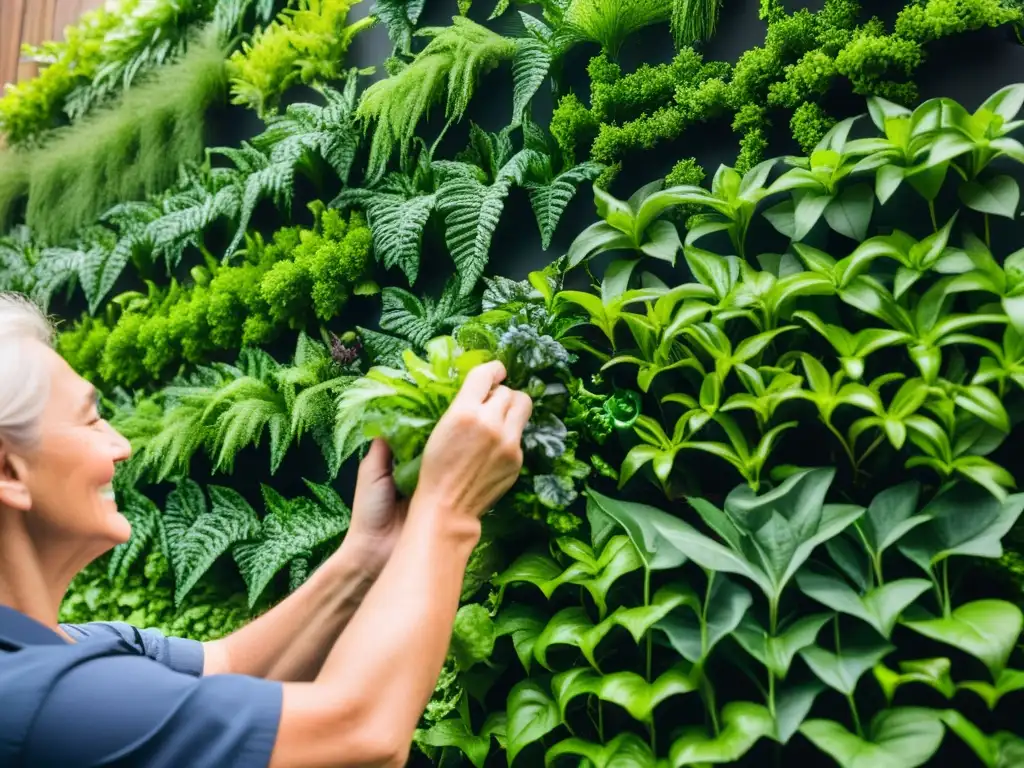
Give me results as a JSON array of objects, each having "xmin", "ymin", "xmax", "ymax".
[
  {"xmin": 0, "ymin": 26, "xmax": 228, "ymax": 245},
  {"xmin": 226, "ymin": 0, "xmax": 376, "ymax": 116}
]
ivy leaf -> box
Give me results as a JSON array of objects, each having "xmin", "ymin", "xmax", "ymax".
[
  {"xmin": 494, "ymin": 604, "xmax": 546, "ymax": 673},
  {"xmin": 873, "ymin": 658, "xmax": 956, "ymax": 705},
  {"xmin": 653, "ymin": 574, "xmax": 752, "ymax": 663},
  {"xmin": 669, "ymin": 702, "xmax": 774, "ymax": 765},
  {"xmin": 415, "ymin": 713, "xmax": 505, "ymax": 768},
  {"xmin": 108, "ymin": 489, "xmax": 161, "ymax": 585},
  {"xmin": 164, "ymin": 481, "xmax": 260, "ymax": 606},
  {"xmin": 903, "ymin": 600, "xmax": 1024, "ymax": 680},
  {"xmin": 800, "ymin": 708, "xmax": 944, "ymax": 768},
  {"xmin": 938, "ymin": 709, "xmax": 1024, "ymax": 768},
  {"xmin": 958, "ymin": 668, "xmax": 1024, "ymax": 710},
  {"xmin": 731, "ymin": 612, "xmax": 832, "ymax": 680},
  {"xmin": 545, "ymin": 733, "xmax": 657, "ymax": 767},
  {"xmin": 800, "ymin": 641, "xmax": 895, "ymax": 696},
  {"xmin": 551, "ymin": 664, "xmax": 699, "ymax": 723},
  {"xmin": 796, "ymin": 569, "xmax": 931, "ymax": 638},
  {"xmin": 233, "ymin": 486, "xmax": 349, "ymax": 608},
  {"xmin": 506, "ymin": 679, "xmax": 561, "ymax": 765}
]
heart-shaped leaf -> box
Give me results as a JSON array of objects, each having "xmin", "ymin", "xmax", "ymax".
[
  {"xmin": 732, "ymin": 612, "xmax": 832, "ymax": 679},
  {"xmin": 959, "ymin": 175, "xmax": 1020, "ymax": 219},
  {"xmin": 544, "ymin": 733, "xmax": 659, "ymax": 767},
  {"xmin": 551, "ymin": 664, "xmax": 699, "ymax": 723},
  {"xmin": 873, "ymin": 657, "xmax": 956, "ymax": 704},
  {"xmin": 903, "ymin": 600, "xmax": 1024, "ymax": 680},
  {"xmin": 958, "ymin": 668, "xmax": 1024, "ymax": 710},
  {"xmin": 796, "ymin": 569, "xmax": 931, "ymax": 638},
  {"xmin": 506, "ymin": 680, "xmax": 562, "ymax": 765},
  {"xmin": 654, "ymin": 574, "xmax": 752, "ymax": 662},
  {"xmin": 669, "ymin": 702, "xmax": 774, "ymax": 765},
  {"xmin": 800, "ymin": 708, "xmax": 944, "ymax": 768},
  {"xmin": 800, "ymin": 641, "xmax": 895, "ymax": 696}
]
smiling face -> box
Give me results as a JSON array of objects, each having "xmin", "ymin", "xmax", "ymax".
[{"xmin": 0, "ymin": 340, "xmax": 133, "ymax": 549}]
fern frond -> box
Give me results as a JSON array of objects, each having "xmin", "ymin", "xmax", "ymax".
[
  {"xmin": 379, "ymin": 278, "xmax": 480, "ymax": 349},
  {"xmin": 107, "ymin": 488, "xmax": 161, "ymax": 586},
  {"xmin": 356, "ymin": 326, "xmax": 408, "ymax": 368},
  {"xmin": 212, "ymin": 143, "xmax": 295, "ymax": 259},
  {"xmin": 372, "ymin": 0, "xmax": 427, "ymax": 54},
  {"xmin": 28, "ymin": 247, "xmax": 86, "ymax": 312},
  {"xmin": 164, "ymin": 480, "xmax": 262, "ymax": 605},
  {"xmin": 233, "ymin": 486, "xmax": 350, "ymax": 607},
  {"xmin": 511, "ymin": 13, "xmax": 561, "ymax": 124},
  {"xmin": 525, "ymin": 160, "xmax": 604, "ymax": 248},
  {"xmin": 357, "ymin": 17, "xmax": 517, "ymax": 181},
  {"xmin": 210, "ymin": 379, "xmax": 292, "ymax": 474}
]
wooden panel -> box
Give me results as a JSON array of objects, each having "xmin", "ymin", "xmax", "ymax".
[
  {"xmin": 16, "ymin": 0, "xmax": 58, "ymax": 82},
  {"xmin": 52, "ymin": 0, "xmax": 87, "ymax": 39},
  {"xmin": 0, "ymin": 0, "xmax": 29, "ymax": 91}
]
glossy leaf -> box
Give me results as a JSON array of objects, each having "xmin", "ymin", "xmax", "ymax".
[
  {"xmin": 800, "ymin": 708, "xmax": 944, "ymax": 768},
  {"xmin": 873, "ymin": 657, "xmax": 956, "ymax": 704},
  {"xmin": 904, "ymin": 600, "xmax": 1024, "ymax": 680},
  {"xmin": 506, "ymin": 680, "xmax": 561, "ymax": 765},
  {"xmin": 669, "ymin": 702, "xmax": 774, "ymax": 765},
  {"xmin": 732, "ymin": 612, "xmax": 832, "ymax": 679},
  {"xmin": 800, "ymin": 641, "xmax": 895, "ymax": 696},
  {"xmin": 654, "ymin": 574, "xmax": 752, "ymax": 663},
  {"xmin": 551, "ymin": 663, "xmax": 699, "ymax": 723},
  {"xmin": 545, "ymin": 733, "xmax": 658, "ymax": 767},
  {"xmin": 937, "ymin": 710, "xmax": 1024, "ymax": 768},
  {"xmin": 796, "ymin": 569, "xmax": 931, "ymax": 638},
  {"xmin": 958, "ymin": 668, "xmax": 1024, "ymax": 710}
]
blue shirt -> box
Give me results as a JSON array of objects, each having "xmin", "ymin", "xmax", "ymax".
[{"xmin": 0, "ymin": 606, "xmax": 282, "ymax": 767}]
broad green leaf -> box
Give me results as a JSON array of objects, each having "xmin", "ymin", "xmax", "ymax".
[
  {"xmin": 904, "ymin": 600, "xmax": 1024, "ymax": 680},
  {"xmin": 416, "ymin": 713, "xmax": 506, "ymax": 768},
  {"xmin": 958, "ymin": 668, "xmax": 1024, "ymax": 710},
  {"xmin": 506, "ymin": 680, "xmax": 561, "ymax": 765},
  {"xmin": 800, "ymin": 641, "xmax": 895, "ymax": 696},
  {"xmin": 545, "ymin": 733, "xmax": 658, "ymax": 767},
  {"xmin": 654, "ymin": 575, "xmax": 752, "ymax": 663},
  {"xmin": 669, "ymin": 702, "xmax": 774, "ymax": 765},
  {"xmin": 796, "ymin": 569, "xmax": 931, "ymax": 638},
  {"xmin": 586, "ymin": 488, "xmax": 688, "ymax": 570},
  {"xmin": 494, "ymin": 604, "xmax": 545, "ymax": 673},
  {"xmin": 581, "ymin": 583, "xmax": 697, "ymax": 668},
  {"xmin": 959, "ymin": 175, "xmax": 1020, "ymax": 219},
  {"xmin": 492, "ymin": 551, "xmax": 564, "ymax": 599},
  {"xmin": 825, "ymin": 183, "xmax": 874, "ymax": 241},
  {"xmin": 873, "ymin": 657, "xmax": 956, "ymax": 704},
  {"xmin": 552, "ymin": 664, "xmax": 699, "ymax": 723},
  {"xmin": 793, "ymin": 190, "xmax": 832, "ymax": 240},
  {"xmin": 800, "ymin": 708, "xmax": 944, "ymax": 768},
  {"xmin": 731, "ymin": 612, "xmax": 832, "ymax": 679},
  {"xmin": 860, "ymin": 481, "xmax": 928, "ymax": 558},
  {"xmin": 899, "ymin": 484, "xmax": 1024, "ymax": 571},
  {"xmin": 773, "ymin": 682, "xmax": 825, "ymax": 744},
  {"xmin": 533, "ymin": 607, "xmax": 592, "ymax": 669}
]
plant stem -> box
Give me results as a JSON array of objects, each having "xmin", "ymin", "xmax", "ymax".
[
  {"xmin": 644, "ymin": 569, "xmax": 653, "ymax": 682},
  {"xmin": 823, "ymin": 417, "xmax": 857, "ymax": 470},
  {"xmin": 598, "ymin": 701, "xmax": 604, "ymax": 743},
  {"xmin": 853, "ymin": 434, "xmax": 885, "ymax": 476},
  {"xmin": 942, "ymin": 560, "xmax": 952, "ymax": 617},
  {"xmin": 847, "ymin": 694, "xmax": 864, "ymax": 738},
  {"xmin": 985, "ymin": 213, "xmax": 991, "ymax": 248},
  {"xmin": 928, "ymin": 199, "xmax": 938, "ymax": 231}
]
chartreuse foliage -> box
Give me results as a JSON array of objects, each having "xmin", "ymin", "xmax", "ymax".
[
  {"xmin": 0, "ymin": 27, "xmax": 229, "ymax": 246},
  {"xmin": 56, "ymin": 203, "xmax": 373, "ymax": 389},
  {"xmin": 226, "ymin": 0, "xmax": 376, "ymax": 115},
  {"xmin": 0, "ymin": 0, "xmax": 276, "ymax": 147},
  {"xmin": 550, "ymin": 0, "xmax": 1021, "ymax": 189}
]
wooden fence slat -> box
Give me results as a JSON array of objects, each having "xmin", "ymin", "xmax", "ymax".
[
  {"xmin": 0, "ymin": 0, "xmax": 28, "ymax": 90},
  {"xmin": 52, "ymin": 0, "xmax": 85, "ymax": 39}
]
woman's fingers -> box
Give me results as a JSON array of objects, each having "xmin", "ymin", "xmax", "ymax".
[
  {"xmin": 506, "ymin": 391, "xmax": 533, "ymax": 433},
  {"xmin": 453, "ymin": 361, "xmax": 507, "ymax": 407}
]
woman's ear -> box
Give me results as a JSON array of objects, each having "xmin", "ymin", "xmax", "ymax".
[{"xmin": 0, "ymin": 445, "xmax": 32, "ymax": 512}]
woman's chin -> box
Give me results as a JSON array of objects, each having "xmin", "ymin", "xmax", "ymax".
[{"xmin": 104, "ymin": 508, "xmax": 133, "ymax": 544}]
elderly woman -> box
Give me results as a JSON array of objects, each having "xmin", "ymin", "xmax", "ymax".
[{"xmin": 0, "ymin": 291, "xmax": 532, "ymax": 767}]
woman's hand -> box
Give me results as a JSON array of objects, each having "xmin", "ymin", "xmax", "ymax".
[
  {"xmin": 414, "ymin": 361, "xmax": 532, "ymax": 524},
  {"xmin": 334, "ymin": 439, "xmax": 408, "ymax": 576}
]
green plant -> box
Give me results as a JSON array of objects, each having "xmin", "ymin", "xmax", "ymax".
[
  {"xmin": 0, "ymin": 26, "xmax": 228, "ymax": 246},
  {"xmin": 226, "ymin": 0, "xmax": 375, "ymax": 115}
]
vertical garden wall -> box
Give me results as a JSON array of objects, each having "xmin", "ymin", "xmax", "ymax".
[{"xmin": 4, "ymin": 0, "xmax": 1024, "ymax": 765}]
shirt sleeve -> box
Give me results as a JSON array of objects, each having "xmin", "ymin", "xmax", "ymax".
[
  {"xmin": 22, "ymin": 654, "xmax": 282, "ymax": 768},
  {"xmin": 60, "ymin": 621, "xmax": 205, "ymax": 676}
]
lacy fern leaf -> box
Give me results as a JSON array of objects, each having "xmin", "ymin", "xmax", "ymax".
[
  {"xmin": 372, "ymin": 0, "xmax": 428, "ymax": 54},
  {"xmin": 107, "ymin": 488, "xmax": 161, "ymax": 586},
  {"xmin": 379, "ymin": 278, "xmax": 480, "ymax": 348},
  {"xmin": 165, "ymin": 480, "xmax": 261, "ymax": 606},
  {"xmin": 233, "ymin": 486, "xmax": 350, "ymax": 607},
  {"xmin": 525, "ymin": 160, "xmax": 604, "ymax": 249},
  {"xmin": 356, "ymin": 326, "xmax": 409, "ymax": 367},
  {"xmin": 562, "ymin": 0, "xmax": 673, "ymax": 57}
]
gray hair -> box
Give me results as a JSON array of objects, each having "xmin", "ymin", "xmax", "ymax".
[{"xmin": 0, "ymin": 292, "xmax": 55, "ymax": 448}]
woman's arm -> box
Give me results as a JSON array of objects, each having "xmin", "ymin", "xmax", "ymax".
[
  {"xmin": 201, "ymin": 544, "xmax": 379, "ymax": 681},
  {"xmin": 203, "ymin": 440, "xmax": 409, "ymax": 682},
  {"xmin": 267, "ymin": 362, "xmax": 531, "ymax": 768}
]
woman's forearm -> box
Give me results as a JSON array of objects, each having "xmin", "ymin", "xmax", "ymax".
[{"xmin": 203, "ymin": 545, "xmax": 378, "ymax": 681}]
